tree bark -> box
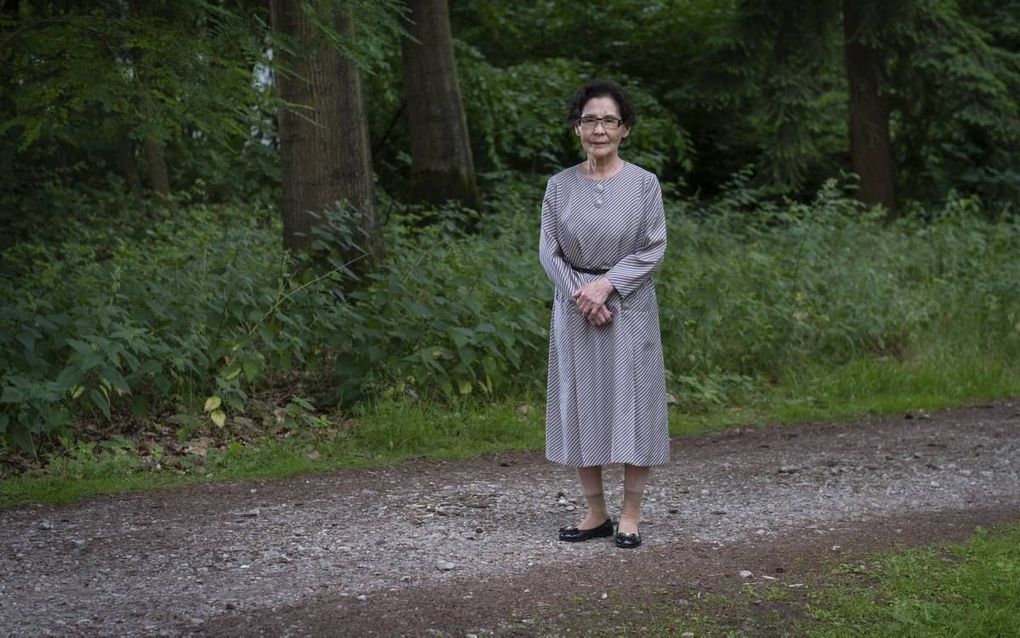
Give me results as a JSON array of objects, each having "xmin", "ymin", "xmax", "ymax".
[
  {"xmin": 127, "ymin": 0, "xmax": 171, "ymax": 197},
  {"xmin": 843, "ymin": 0, "xmax": 896, "ymax": 215},
  {"xmin": 401, "ymin": 0, "xmax": 479, "ymax": 210},
  {"xmin": 117, "ymin": 133, "xmax": 144, "ymax": 198},
  {"xmin": 143, "ymin": 137, "xmax": 170, "ymax": 195},
  {"xmin": 270, "ymin": 0, "xmax": 381, "ymax": 270}
]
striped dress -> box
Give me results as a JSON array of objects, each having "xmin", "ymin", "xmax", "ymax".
[{"xmin": 539, "ymin": 162, "xmax": 670, "ymax": 467}]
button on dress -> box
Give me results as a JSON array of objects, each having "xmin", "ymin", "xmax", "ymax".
[{"xmin": 539, "ymin": 162, "xmax": 670, "ymax": 467}]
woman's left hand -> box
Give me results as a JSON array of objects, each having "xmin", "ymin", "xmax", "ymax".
[{"xmin": 572, "ymin": 277, "xmax": 616, "ymax": 316}]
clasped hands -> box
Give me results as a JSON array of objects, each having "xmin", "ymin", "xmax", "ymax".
[{"xmin": 572, "ymin": 277, "xmax": 616, "ymax": 327}]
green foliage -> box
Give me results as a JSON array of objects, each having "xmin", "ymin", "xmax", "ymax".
[
  {"xmin": 1, "ymin": 6, "xmax": 255, "ymax": 151},
  {"xmin": 890, "ymin": 0, "xmax": 1020, "ymax": 206},
  {"xmin": 805, "ymin": 525, "xmax": 1020, "ymax": 636},
  {"xmin": 0, "ymin": 1, "xmax": 276, "ymax": 239},
  {"xmin": 454, "ymin": 0, "xmax": 1020, "ymax": 207},
  {"xmin": 3, "ymin": 176, "xmax": 1020, "ymax": 454},
  {"xmin": 455, "ymin": 50, "xmax": 691, "ymax": 177},
  {"xmin": 657, "ymin": 177, "xmax": 1020, "ymax": 394}
]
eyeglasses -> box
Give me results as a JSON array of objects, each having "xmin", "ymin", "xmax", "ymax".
[{"xmin": 578, "ymin": 115, "xmax": 624, "ymax": 131}]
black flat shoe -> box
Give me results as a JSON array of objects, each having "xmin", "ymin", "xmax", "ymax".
[
  {"xmin": 615, "ymin": 531, "xmax": 642, "ymax": 549},
  {"xmin": 559, "ymin": 518, "xmax": 614, "ymax": 542}
]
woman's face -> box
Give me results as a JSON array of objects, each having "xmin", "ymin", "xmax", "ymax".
[{"xmin": 575, "ymin": 95, "xmax": 630, "ymax": 163}]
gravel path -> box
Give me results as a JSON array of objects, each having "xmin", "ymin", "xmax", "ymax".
[{"xmin": 1, "ymin": 402, "xmax": 1018, "ymax": 636}]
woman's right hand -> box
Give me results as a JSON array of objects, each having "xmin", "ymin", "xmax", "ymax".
[{"xmin": 585, "ymin": 303, "xmax": 613, "ymax": 327}]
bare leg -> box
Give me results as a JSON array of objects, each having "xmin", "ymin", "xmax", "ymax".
[
  {"xmin": 576, "ymin": 465, "xmax": 608, "ymax": 529},
  {"xmin": 619, "ymin": 464, "xmax": 650, "ymax": 535}
]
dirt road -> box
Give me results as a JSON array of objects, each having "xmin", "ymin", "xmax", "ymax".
[{"xmin": 2, "ymin": 402, "xmax": 1018, "ymax": 636}]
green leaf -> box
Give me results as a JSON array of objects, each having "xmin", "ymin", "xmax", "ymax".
[
  {"xmin": 131, "ymin": 395, "xmax": 150, "ymax": 420},
  {"xmin": 210, "ymin": 409, "xmax": 226, "ymax": 428},
  {"xmin": 11, "ymin": 425, "xmax": 36, "ymax": 456},
  {"xmin": 242, "ymin": 359, "xmax": 260, "ymax": 382},
  {"xmin": 89, "ymin": 388, "xmax": 111, "ymax": 419},
  {"xmin": 458, "ymin": 380, "xmax": 473, "ymax": 395},
  {"xmin": 204, "ymin": 396, "xmax": 222, "ymax": 412}
]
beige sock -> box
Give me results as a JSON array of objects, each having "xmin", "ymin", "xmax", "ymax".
[
  {"xmin": 579, "ymin": 492, "xmax": 609, "ymax": 529},
  {"xmin": 619, "ymin": 489, "xmax": 643, "ymax": 534}
]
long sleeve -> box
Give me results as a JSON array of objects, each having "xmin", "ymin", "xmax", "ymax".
[
  {"xmin": 605, "ymin": 174, "xmax": 667, "ymax": 298},
  {"xmin": 539, "ymin": 177, "xmax": 583, "ymax": 298}
]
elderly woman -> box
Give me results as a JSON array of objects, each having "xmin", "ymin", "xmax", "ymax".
[{"xmin": 539, "ymin": 80, "xmax": 669, "ymax": 549}]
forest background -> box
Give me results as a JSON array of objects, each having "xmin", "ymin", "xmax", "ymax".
[{"xmin": 1, "ymin": 0, "xmax": 1019, "ymax": 496}]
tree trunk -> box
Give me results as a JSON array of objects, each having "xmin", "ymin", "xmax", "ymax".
[
  {"xmin": 270, "ymin": 0, "xmax": 381, "ymax": 270},
  {"xmin": 118, "ymin": 133, "xmax": 144, "ymax": 198},
  {"xmin": 127, "ymin": 0, "xmax": 171, "ymax": 197},
  {"xmin": 401, "ymin": 0, "xmax": 479, "ymax": 210},
  {"xmin": 844, "ymin": 0, "xmax": 896, "ymax": 215},
  {"xmin": 143, "ymin": 136, "xmax": 170, "ymax": 195}
]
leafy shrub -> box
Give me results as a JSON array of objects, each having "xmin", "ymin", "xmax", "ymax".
[
  {"xmin": 3, "ymin": 178, "xmax": 1019, "ymax": 454},
  {"xmin": 457, "ymin": 51, "xmax": 691, "ymax": 177}
]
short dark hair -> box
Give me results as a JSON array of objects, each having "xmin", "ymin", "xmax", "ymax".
[{"xmin": 566, "ymin": 80, "xmax": 636, "ymax": 128}]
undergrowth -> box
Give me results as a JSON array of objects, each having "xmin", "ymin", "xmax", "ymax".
[{"xmin": 2, "ymin": 175, "xmax": 1019, "ymax": 474}]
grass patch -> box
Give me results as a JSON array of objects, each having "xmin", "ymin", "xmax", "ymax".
[
  {"xmin": 673, "ymin": 323, "xmax": 1020, "ymax": 434},
  {"xmin": 3, "ymin": 310, "xmax": 1019, "ymax": 510},
  {"xmin": 0, "ymin": 398, "xmax": 546, "ymax": 509},
  {"xmin": 805, "ymin": 524, "xmax": 1020, "ymax": 636},
  {"xmin": 767, "ymin": 343, "xmax": 1020, "ymax": 425},
  {"xmin": 589, "ymin": 523, "xmax": 1020, "ymax": 637}
]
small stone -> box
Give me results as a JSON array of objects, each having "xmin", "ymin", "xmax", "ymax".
[
  {"xmin": 475, "ymin": 527, "xmax": 484, "ymax": 534},
  {"xmin": 436, "ymin": 561, "xmax": 456, "ymax": 571},
  {"xmin": 739, "ymin": 570, "xmax": 752, "ymax": 578},
  {"xmin": 681, "ymin": 632, "xmax": 695, "ymax": 637},
  {"xmin": 225, "ymin": 602, "xmax": 236, "ymax": 610},
  {"xmin": 70, "ymin": 539, "xmax": 88, "ymax": 550},
  {"xmin": 38, "ymin": 520, "xmax": 54, "ymax": 530},
  {"xmin": 242, "ymin": 509, "xmax": 260, "ymax": 518},
  {"xmin": 356, "ymin": 594, "xmax": 368, "ymax": 601},
  {"xmin": 831, "ymin": 545, "xmax": 841, "ymax": 551},
  {"xmin": 600, "ymin": 592, "xmax": 608, "ymax": 600},
  {"xmin": 778, "ymin": 465, "xmax": 800, "ymax": 474},
  {"xmin": 668, "ymin": 508, "xmax": 679, "ymax": 514}
]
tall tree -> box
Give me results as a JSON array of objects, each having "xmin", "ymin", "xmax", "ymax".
[
  {"xmin": 127, "ymin": 0, "xmax": 171, "ymax": 195},
  {"xmin": 400, "ymin": 0, "xmax": 479, "ymax": 209},
  {"xmin": 843, "ymin": 0, "xmax": 896, "ymax": 213},
  {"xmin": 1, "ymin": 1, "xmax": 267, "ymax": 210},
  {"xmin": 270, "ymin": 0, "xmax": 381, "ymax": 269}
]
